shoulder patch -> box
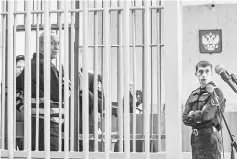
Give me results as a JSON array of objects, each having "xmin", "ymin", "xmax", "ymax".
[
  {"xmin": 187, "ymin": 94, "xmax": 199, "ymax": 103},
  {"xmin": 198, "ymin": 93, "xmax": 210, "ymax": 101},
  {"xmin": 191, "ymin": 88, "xmax": 200, "ymax": 95}
]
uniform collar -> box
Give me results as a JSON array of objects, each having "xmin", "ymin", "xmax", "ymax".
[{"xmin": 192, "ymin": 81, "xmax": 215, "ymax": 95}]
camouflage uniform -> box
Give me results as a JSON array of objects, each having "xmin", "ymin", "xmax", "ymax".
[{"xmin": 182, "ymin": 82, "xmax": 225, "ymax": 159}]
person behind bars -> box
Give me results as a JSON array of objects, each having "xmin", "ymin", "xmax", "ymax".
[
  {"xmin": 16, "ymin": 32, "xmax": 67, "ymax": 151},
  {"xmin": 182, "ymin": 60, "xmax": 225, "ymax": 159},
  {"xmin": 77, "ymin": 49, "xmax": 104, "ymax": 151},
  {"xmin": 16, "ymin": 55, "xmax": 25, "ymax": 113},
  {"xmin": 15, "ymin": 55, "xmax": 25, "ymax": 150}
]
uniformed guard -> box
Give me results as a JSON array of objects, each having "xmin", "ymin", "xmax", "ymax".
[{"xmin": 182, "ymin": 60, "xmax": 225, "ymax": 159}]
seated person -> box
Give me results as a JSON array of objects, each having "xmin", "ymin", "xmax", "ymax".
[
  {"xmin": 16, "ymin": 55, "xmax": 25, "ymax": 112},
  {"xmin": 79, "ymin": 68, "xmax": 103, "ymax": 115},
  {"xmin": 16, "ymin": 55, "xmax": 25, "ymax": 150},
  {"xmin": 129, "ymin": 84, "xmax": 143, "ymax": 114},
  {"xmin": 112, "ymin": 84, "xmax": 143, "ymax": 117},
  {"xmin": 78, "ymin": 68, "xmax": 104, "ymax": 151}
]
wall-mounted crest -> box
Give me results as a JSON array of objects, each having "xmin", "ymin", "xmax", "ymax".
[{"xmin": 199, "ymin": 30, "xmax": 222, "ymax": 54}]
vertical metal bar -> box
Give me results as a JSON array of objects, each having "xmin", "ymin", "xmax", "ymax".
[
  {"xmin": 141, "ymin": 1, "xmax": 145, "ymax": 152},
  {"xmin": 150, "ymin": 3, "xmax": 154, "ymax": 153},
  {"xmin": 35, "ymin": 0, "xmax": 41, "ymax": 151},
  {"xmin": 164, "ymin": 1, "xmax": 183, "ymax": 159},
  {"xmin": 132, "ymin": 3, "xmax": 137, "ymax": 153},
  {"xmin": 99, "ymin": 2, "xmax": 104, "ymax": 152},
  {"xmin": 82, "ymin": 1, "xmax": 89, "ymax": 158},
  {"xmin": 0, "ymin": 0, "xmax": 2, "ymax": 150},
  {"xmin": 109, "ymin": 0, "xmax": 113, "ymax": 154},
  {"xmin": 25, "ymin": 1, "xmax": 32, "ymax": 158},
  {"xmin": 70, "ymin": 0, "xmax": 75, "ymax": 152},
  {"xmin": 49, "ymin": 2, "xmax": 51, "ymax": 39},
  {"xmin": 93, "ymin": 0, "xmax": 99, "ymax": 152},
  {"xmin": 100, "ymin": 1, "xmax": 105, "ymax": 152},
  {"xmin": 100, "ymin": 1, "xmax": 104, "ymax": 149},
  {"xmin": 7, "ymin": 0, "xmax": 14, "ymax": 158},
  {"xmin": 156, "ymin": 0, "xmax": 162, "ymax": 152},
  {"xmin": 57, "ymin": 0, "xmax": 60, "ymax": 26},
  {"xmin": 117, "ymin": 0, "xmax": 123, "ymax": 153},
  {"xmin": 123, "ymin": 1, "xmax": 130, "ymax": 158},
  {"xmin": 77, "ymin": 0, "xmax": 82, "ymax": 151},
  {"xmin": 64, "ymin": 0, "xmax": 70, "ymax": 158},
  {"xmin": 40, "ymin": 0, "xmax": 42, "ymax": 25},
  {"xmin": 103, "ymin": 1, "xmax": 110, "ymax": 158},
  {"xmin": 143, "ymin": 0, "xmax": 151, "ymax": 157},
  {"xmin": 33, "ymin": 0, "xmax": 35, "ymax": 24},
  {"xmin": 1, "ymin": 0, "xmax": 6, "ymax": 150},
  {"xmin": 13, "ymin": 0, "xmax": 17, "ymax": 150},
  {"xmin": 43, "ymin": 1, "xmax": 51, "ymax": 158},
  {"xmin": 23, "ymin": 1, "xmax": 28, "ymax": 151},
  {"xmin": 58, "ymin": 0, "xmax": 63, "ymax": 152}
]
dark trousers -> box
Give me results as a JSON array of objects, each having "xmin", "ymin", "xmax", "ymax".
[
  {"xmin": 16, "ymin": 138, "xmax": 24, "ymax": 150},
  {"xmin": 31, "ymin": 117, "xmax": 59, "ymax": 151},
  {"xmin": 191, "ymin": 131, "xmax": 222, "ymax": 159}
]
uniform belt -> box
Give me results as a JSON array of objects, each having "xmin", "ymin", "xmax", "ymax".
[{"xmin": 192, "ymin": 126, "xmax": 217, "ymax": 136}]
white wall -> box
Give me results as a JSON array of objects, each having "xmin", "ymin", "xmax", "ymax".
[{"xmin": 183, "ymin": 4, "xmax": 237, "ymax": 111}]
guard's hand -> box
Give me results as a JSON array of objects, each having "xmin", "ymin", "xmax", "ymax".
[
  {"xmin": 188, "ymin": 111, "xmax": 194, "ymax": 117},
  {"xmin": 202, "ymin": 105, "xmax": 207, "ymax": 110},
  {"xmin": 19, "ymin": 106, "xmax": 24, "ymax": 112}
]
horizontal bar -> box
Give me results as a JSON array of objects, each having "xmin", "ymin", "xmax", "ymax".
[
  {"xmin": 130, "ymin": 6, "xmax": 164, "ymax": 10},
  {"xmin": 5, "ymin": 151, "xmax": 237, "ymax": 159},
  {"xmin": 13, "ymin": 24, "xmax": 78, "ymax": 31},
  {"xmin": 0, "ymin": 151, "xmax": 167, "ymax": 159},
  {"xmin": 1, "ymin": 23, "xmax": 165, "ymax": 47},
  {"xmin": 78, "ymin": 44, "xmax": 164, "ymax": 47},
  {"xmin": 150, "ymin": 6, "xmax": 164, "ymax": 9},
  {"xmin": 0, "ymin": 5, "xmax": 164, "ymax": 15},
  {"xmin": 8, "ymin": 27, "xmax": 164, "ymax": 49},
  {"xmin": 78, "ymin": 134, "xmax": 166, "ymax": 140}
]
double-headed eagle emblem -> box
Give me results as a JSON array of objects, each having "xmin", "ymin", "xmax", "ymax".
[{"xmin": 202, "ymin": 32, "xmax": 220, "ymax": 51}]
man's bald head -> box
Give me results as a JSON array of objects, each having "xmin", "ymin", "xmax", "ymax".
[{"xmin": 39, "ymin": 32, "xmax": 59, "ymax": 59}]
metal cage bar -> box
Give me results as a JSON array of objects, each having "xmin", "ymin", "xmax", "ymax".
[
  {"xmin": 64, "ymin": 0, "xmax": 70, "ymax": 158},
  {"xmin": 13, "ymin": 0, "xmax": 17, "ymax": 150},
  {"xmin": 0, "ymin": 0, "xmax": 2, "ymax": 150},
  {"xmin": 117, "ymin": 0, "xmax": 124, "ymax": 153},
  {"xmin": 132, "ymin": 0, "xmax": 136, "ymax": 144},
  {"xmin": 93, "ymin": 0, "xmax": 99, "ymax": 153},
  {"xmin": 150, "ymin": 0, "xmax": 154, "ymax": 152},
  {"xmin": 143, "ymin": 0, "xmax": 151, "ymax": 157},
  {"xmin": 82, "ymin": 1, "xmax": 89, "ymax": 159},
  {"xmin": 132, "ymin": 1, "xmax": 137, "ymax": 153},
  {"xmin": 0, "ymin": 5, "xmax": 164, "ymax": 16},
  {"xmin": 103, "ymin": 1, "xmax": 111, "ymax": 158},
  {"xmin": 58, "ymin": 0, "xmax": 63, "ymax": 152},
  {"xmin": 35, "ymin": 0, "xmax": 41, "ymax": 151},
  {"xmin": 43, "ymin": 1, "xmax": 51, "ymax": 158},
  {"xmin": 0, "ymin": 0, "xmax": 167, "ymax": 158},
  {"xmin": 25, "ymin": 1, "xmax": 32, "ymax": 158},
  {"xmin": 156, "ymin": 0, "xmax": 162, "ymax": 152},
  {"xmin": 164, "ymin": 1, "xmax": 182, "ymax": 159},
  {"xmin": 123, "ymin": 1, "xmax": 130, "ymax": 158},
  {"xmin": 7, "ymin": 1, "xmax": 14, "ymax": 158},
  {"xmin": 70, "ymin": 0, "xmax": 75, "ymax": 152},
  {"xmin": 1, "ymin": 0, "xmax": 6, "ymax": 150}
]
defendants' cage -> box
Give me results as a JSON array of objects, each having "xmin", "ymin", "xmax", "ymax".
[{"xmin": 0, "ymin": 0, "xmax": 172, "ymax": 159}]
